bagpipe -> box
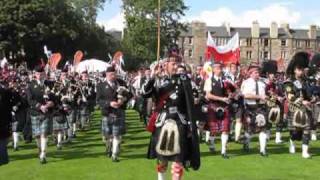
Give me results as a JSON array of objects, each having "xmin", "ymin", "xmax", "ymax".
[{"xmin": 284, "ymin": 81, "xmax": 311, "ymax": 128}]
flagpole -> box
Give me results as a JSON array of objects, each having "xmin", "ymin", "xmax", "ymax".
[{"xmin": 156, "ymin": 0, "xmax": 161, "ymax": 62}]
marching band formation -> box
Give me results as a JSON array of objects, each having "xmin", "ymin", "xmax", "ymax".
[{"xmin": 1, "ymin": 50, "xmax": 320, "ymax": 180}]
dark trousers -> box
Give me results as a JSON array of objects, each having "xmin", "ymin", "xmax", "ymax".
[{"xmin": 0, "ymin": 138, "xmax": 9, "ymax": 166}]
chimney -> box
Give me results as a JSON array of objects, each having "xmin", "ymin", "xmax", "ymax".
[
  {"xmin": 280, "ymin": 23, "xmax": 290, "ymax": 29},
  {"xmin": 223, "ymin": 22, "xmax": 231, "ymax": 36},
  {"xmin": 280, "ymin": 22, "xmax": 292, "ymax": 38},
  {"xmin": 270, "ymin": 22, "xmax": 278, "ymax": 39},
  {"xmin": 251, "ymin": 21, "xmax": 260, "ymax": 38},
  {"xmin": 308, "ymin": 25, "xmax": 317, "ymax": 39}
]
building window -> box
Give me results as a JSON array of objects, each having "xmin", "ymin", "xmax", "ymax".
[
  {"xmin": 264, "ymin": 39, "xmax": 269, "ymax": 46},
  {"xmin": 296, "ymin": 40, "xmax": 301, "ymax": 48},
  {"xmin": 181, "ymin": 37, "xmax": 185, "ymax": 45},
  {"xmin": 184, "ymin": 38, "xmax": 188, "ymax": 44},
  {"xmin": 246, "ymin": 38, "xmax": 252, "ymax": 46},
  {"xmin": 281, "ymin": 51, "xmax": 287, "ymax": 59},
  {"xmin": 188, "ymin": 49, "xmax": 193, "ymax": 57},
  {"xmin": 263, "ymin": 51, "xmax": 269, "ymax": 59},
  {"xmin": 306, "ymin": 40, "xmax": 311, "ymax": 48},
  {"xmin": 217, "ymin": 38, "xmax": 221, "ymax": 46},
  {"xmin": 188, "ymin": 37, "xmax": 193, "ymax": 45},
  {"xmin": 184, "ymin": 50, "xmax": 188, "ymax": 57},
  {"xmin": 246, "ymin": 51, "xmax": 252, "ymax": 59},
  {"xmin": 281, "ymin": 39, "xmax": 287, "ymax": 46}
]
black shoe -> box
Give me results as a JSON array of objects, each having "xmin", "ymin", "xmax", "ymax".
[
  {"xmin": 24, "ymin": 139, "xmax": 32, "ymax": 144},
  {"xmin": 209, "ymin": 147, "xmax": 216, "ymax": 154},
  {"xmin": 243, "ymin": 143, "xmax": 249, "ymax": 152},
  {"xmin": 40, "ymin": 158, "xmax": 47, "ymax": 164},
  {"xmin": 221, "ymin": 153, "xmax": 229, "ymax": 159},
  {"xmin": 111, "ymin": 156, "xmax": 119, "ymax": 162},
  {"xmin": 13, "ymin": 147, "xmax": 19, "ymax": 151},
  {"xmin": 260, "ymin": 152, "xmax": 268, "ymax": 157},
  {"xmin": 72, "ymin": 134, "xmax": 76, "ymax": 138}
]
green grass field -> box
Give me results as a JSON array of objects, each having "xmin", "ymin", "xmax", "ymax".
[{"xmin": 1, "ymin": 110, "xmax": 320, "ymax": 180}]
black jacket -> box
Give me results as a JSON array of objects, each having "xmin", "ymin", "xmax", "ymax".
[
  {"xmin": 96, "ymin": 78, "xmax": 132, "ymax": 116},
  {"xmin": 0, "ymin": 86, "xmax": 14, "ymax": 139}
]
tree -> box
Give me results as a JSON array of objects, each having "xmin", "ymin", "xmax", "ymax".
[
  {"xmin": 0, "ymin": 0, "xmax": 119, "ymax": 67},
  {"xmin": 67, "ymin": 0, "xmax": 109, "ymax": 26},
  {"xmin": 122, "ymin": 0, "xmax": 187, "ymax": 65}
]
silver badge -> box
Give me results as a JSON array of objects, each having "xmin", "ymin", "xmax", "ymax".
[{"xmin": 293, "ymin": 80, "xmax": 302, "ymax": 89}]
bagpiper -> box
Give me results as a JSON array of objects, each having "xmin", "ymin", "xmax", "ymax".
[
  {"xmin": 308, "ymin": 53, "xmax": 320, "ymax": 141},
  {"xmin": 261, "ymin": 61, "xmax": 285, "ymax": 144},
  {"xmin": 26, "ymin": 66, "xmax": 55, "ymax": 164},
  {"xmin": 96, "ymin": 66, "xmax": 132, "ymax": 162},
  {"xmin": 78, "ymin": 71, "xmax": 95, "ymax": 130},
  {"xmin": 9, "ymin": 78, "xmax": 28, "ymax": 151},
  {"xmin": 203, "ymin": 62, "xmax": 235, "ymax": 158},
  {"xmin": 142, "ymin": 54, "xmax": 200, "ymax": 180},
  {"xmin": 48, "ymin": 72, "xmax": 68, "ymax": 150},
  {"xmin": 225, "ymin": 62, "xmax": 244, "ymax": 143},
  {"xmin": 284, "ymin": 52, "xmax": 313, "ymax": 158},
  {"xmin": 241, "ymin": 64, "xmax": 269, "ymax": 157}
]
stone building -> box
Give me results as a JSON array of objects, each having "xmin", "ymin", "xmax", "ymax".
[{"xmin": 178, "ymin": 21, "xmax": 320, "ymax": 68}]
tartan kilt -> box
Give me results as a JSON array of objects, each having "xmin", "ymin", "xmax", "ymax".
[
  {"xmin": 312, "ymin": 104, "xmax": 320, "ymax": 127},
  {"xmin": 11, "ymin": 121, "xmax": 19, "ymax": 132},
  {"xmin": 52, "ymin": 115, "xmax": 68, "ymax": 131},
  {"xmin": 229, "ymin": 103, "xmax": 243, "ymax": 121},
  {"xmin": 243, "ymin": 105, "xmax": 267, "ymax": 133},
  {"xmin": 66, "ymin": 110, "xmax": 76, "ymax": 124},
  {"xmin": 80, "ymin": 107, "xmax": 90, "ymax": 120},
  {"xmin": 31, "ymin": 114, "xmax": 52, "ymax": 137},
  {"xmin": 206, "ymin": 105, "xmax": 230, "ymax": 135},
  {"xmin": 287, "ymin": 108, "xmax": 313, "ymax": 131},
  {"xmin": 101, "ymin": 110, "xmax": 126, "ymax": 136}
]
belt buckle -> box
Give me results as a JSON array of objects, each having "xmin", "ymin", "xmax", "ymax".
[{"xmin": 169, "ymin": 107, "xmax": 178, "ymax": 114}]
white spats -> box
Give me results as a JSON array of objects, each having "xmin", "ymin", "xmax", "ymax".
[
  {"xmin": 289, "ymin": 139, "xmax": 295, "ymax": 154},
  {"xmin": 302, "ymin": 144, "xmax": 311, "ymax": 159},
  {"xmin": 234, "ymin": 122, "xmax": 242, "ymax": 142},
  {"xmin": 275, "ymin": 132, "xmax": 283, "ymax": 144},
  {"xmin": 221, "ymin": 133, "xmax": 229, "ymax": 154},
  {"xmin": 259, "ymin": 132, "xmax": 267, "ymax": 154}
]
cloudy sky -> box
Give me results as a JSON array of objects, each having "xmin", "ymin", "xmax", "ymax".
[{"xmin": 97, "ymin": 0, "xmax": 320, "ymax": 31}]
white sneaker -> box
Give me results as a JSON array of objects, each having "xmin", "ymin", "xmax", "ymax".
[{"xmin": 311, "ymin": 133, "xmax": 317, "ymax": 141}]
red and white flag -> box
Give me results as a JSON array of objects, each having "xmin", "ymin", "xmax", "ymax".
[{"xmin": 205, "ymin": 32, "xmax": 240, "ymax": 65}]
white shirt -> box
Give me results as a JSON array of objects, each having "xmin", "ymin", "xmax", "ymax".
[{"xmin": 241, "ymin": 77, "xmax": 266, "ymax": 105}]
